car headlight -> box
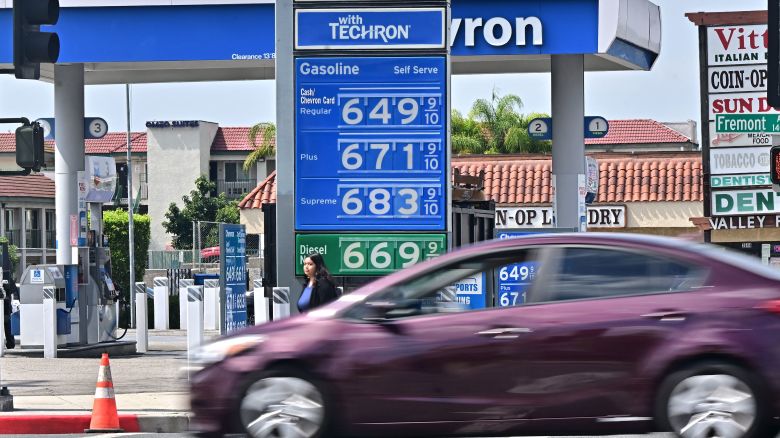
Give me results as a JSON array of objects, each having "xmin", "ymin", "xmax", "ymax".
[{"xmin": 191, "ymin": 334, "xmax": 265, "ymax": 366}]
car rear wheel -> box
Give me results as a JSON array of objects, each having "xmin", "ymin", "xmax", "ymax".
[
  {"xmin": 656, "ymin": 362, "xmax": 776, "ymax": 438},
  {"xmin": 238, "ymin": 370, "xmax": 328, "ymax": 438}
]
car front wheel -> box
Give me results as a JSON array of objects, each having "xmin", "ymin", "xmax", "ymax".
[
  {"xmin": 656, "ymin": 362, "xmax": 776, "ymax": 438},
  {"xmin": 238, "ymin": 369, "xmax": 328, "ymax": 438}
]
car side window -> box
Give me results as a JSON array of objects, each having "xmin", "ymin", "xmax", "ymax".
[
  {"xmin": 543, "ymin": 246, "xmax": 706, "ymax": 302},
  {"xmin": 343, "ymin": 248, "xmax": 544, "ymax": 321}
]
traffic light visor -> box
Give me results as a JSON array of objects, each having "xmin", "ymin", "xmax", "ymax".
[{"xmin": 771, "ymin": 145, "xmax": 780, "ymax": 185}]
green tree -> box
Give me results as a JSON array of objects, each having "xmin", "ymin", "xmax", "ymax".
[
  {"xmin": 103, "ymin": 210, "xmax": 151, "ymax": 327},
  {"xmin": 0, "ymin": 236, "xmax": 19, "ymax": 275},
  {"xmin": 243, "ymin": 122, "xmax": 276, "ymax": 173},
  {"xmin": 451, "ymin": 109, "xmax": 485, "ymax": 154},
  {"xmin": 463, "ymin": 89, "xmax": 552, "ymax": 154},
  {"xmin": 469, "ymin": 88, "xmax": 525, "ymax": 154},
  {"xmin": 162, "ymin": 176, "xmax": 240, "ymax": 250}
]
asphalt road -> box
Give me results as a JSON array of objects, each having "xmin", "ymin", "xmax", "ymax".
[
  {"xmin": 0, "ymin": 349, "xmax": 189, "ymax": 397},
  {"xmin": 0, "ymin": 434, "xmax": 683, "ymax": 438}
]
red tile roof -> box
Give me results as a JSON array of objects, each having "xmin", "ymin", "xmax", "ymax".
[
  {"xmin": 84, "ymin": 132, "xmax": 147, "ymax": 154},
  {"xmin": 211, "ymin": 127, "xmax": 275, "ymax": 152},
  {"xmin": 454, "ymin": 153, "xmax": 702, "ymax": 204},
  {"xmin": 0, "ymin": 134, "xmax": 55, "ymax": 153},
  {"xmin": 585, "ymin": 119, "xmax": 692, "ymax": 145},
  {"xmin": 0, "ymin": 132, "xmax": 146, "ymax": 155},
  {"xmin": 238, "ymin": 171, "xmax": 276, "ymax": 208},
  {"xmin": 0, "ymin": 174, "xmax": 55, "ymax": 199},
  {"xmin": 239, "ymin": 153, "xmax": 703, "ymax": 209}
]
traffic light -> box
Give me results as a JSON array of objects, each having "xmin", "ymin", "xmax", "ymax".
[
  {"xmin": 15, "ymin": 122, "xmax": 44, "ymax": 171},
  {"xmin": 13, "ymin": 0, "xmax": 60, "ymax": 80}
]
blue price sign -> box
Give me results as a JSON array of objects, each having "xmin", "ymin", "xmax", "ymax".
[
  {"xmin": 497, "ymin": 262, "xmax": 537, "ymax": 307},
  {"xmin": 219, "ymin": 224, "xmax": 247, "ymax": 333},
  {"xmin": 295, "ymin": 56, "xmax": 447, "ymax": 231}
]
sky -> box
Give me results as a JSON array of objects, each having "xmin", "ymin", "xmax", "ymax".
[{"xmin": 0, "ymin": 0, "xmax": 768, "ymax": 136}]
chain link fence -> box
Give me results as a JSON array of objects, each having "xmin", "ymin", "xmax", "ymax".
[{"xmin": 192, "ymin": 221, "xmax": 263, "ymax": 267}]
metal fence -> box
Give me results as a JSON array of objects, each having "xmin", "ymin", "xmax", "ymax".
[
  {"xmin": 148, "ymin": 250, "xmax": 194, "ymax": 269},
  {"xmin": 193, "ymin": 221, "xmax": 262, "ymax": 268}
]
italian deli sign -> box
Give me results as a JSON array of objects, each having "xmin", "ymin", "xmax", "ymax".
[{"xmin": 707, "ymin": 25, "xmax": 767, "ymax": 66}]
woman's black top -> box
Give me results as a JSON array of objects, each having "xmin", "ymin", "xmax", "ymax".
[{"xmin": 298, "ymin": 276, "xmax": 338, "ymax": 312}]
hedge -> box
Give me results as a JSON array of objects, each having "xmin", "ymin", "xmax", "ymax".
[{"xmin": 103, "ymin": 209, "xmax": 150, "ymax": 328}]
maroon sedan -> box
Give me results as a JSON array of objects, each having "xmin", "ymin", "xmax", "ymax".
[{"xmin": 189, "ymin": 233, "xmax": 780, "ymax": 438}]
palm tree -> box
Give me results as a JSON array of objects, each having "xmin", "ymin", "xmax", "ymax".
[
  {"xmin": 468, "ymin": 88, "xmax": 525, "ymax": 154},
  {"xmin": 451, "ymin": 109, "xmax": 485, "ymax": 154},
  {"xmin": 243, "ymin": 122, "xmax": 277, "ymax": 173}
]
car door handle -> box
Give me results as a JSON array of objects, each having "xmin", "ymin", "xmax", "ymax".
[
  {"xmin": 475, "ymin": 327, "xmax": 533, "ymax": 339},
  {"xmin": 641, "ymin": 311, "xmax": 688, "ymax": 322}
]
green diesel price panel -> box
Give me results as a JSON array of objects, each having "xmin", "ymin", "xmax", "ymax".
[{"xmin": 296, "ymin": 234, "xmax": 446, "ymax": 276}]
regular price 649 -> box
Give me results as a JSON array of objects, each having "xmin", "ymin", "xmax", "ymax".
[{"xmin": 339, "ymin": 94, "xmax": 442, "ymax": 128}]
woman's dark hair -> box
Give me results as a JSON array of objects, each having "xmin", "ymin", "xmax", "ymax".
[{"xmin": 306, "ymin": 252, "xmax": 333, "ymax": 285}]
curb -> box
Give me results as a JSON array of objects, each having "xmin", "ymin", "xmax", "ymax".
[{"xmin": 0, "ymin": 414, "xmax": 190, "ymax": 434}]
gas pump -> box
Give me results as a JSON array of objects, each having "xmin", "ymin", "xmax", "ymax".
[
  {"xmin": 18, "ymin": 265, "xmax": 70, "ymax": 348},
  {"xmin": 74, "ymin": 236, "xmax": 119, "ymax": 344}
]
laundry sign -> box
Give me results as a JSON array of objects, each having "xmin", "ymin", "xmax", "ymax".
[
  {"xmin": 495, "ymin": 206, "xmax": 625, "ymax": 228},
  {"xmin": 712, "ymin": 189, "xmax": 780, "ymax": 215}
]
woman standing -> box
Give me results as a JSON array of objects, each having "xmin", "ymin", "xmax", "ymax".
[{"xmin": 298, "ymin": 252, "xmax": 338, "ymax": 313}]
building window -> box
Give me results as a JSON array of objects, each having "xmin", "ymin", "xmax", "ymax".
[
  {"xmin": 224, "ymin": 162, "xmax": 249, "ymax": 182},
  {"xmin": 45, "ymin": 210, "xmax": 56, "ymax": 248},
  {"xmin": 3, "ymin": 209, "xmax": 19, "ymax": 246}
]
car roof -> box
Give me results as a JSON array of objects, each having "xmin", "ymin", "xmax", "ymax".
[
  {"xmin": 358, "ymin": 232, "xmax": 780, "ymax": 294},
  {"xmin": 307, "ymin": 232, "xmax": 780, "ymax": 319}
]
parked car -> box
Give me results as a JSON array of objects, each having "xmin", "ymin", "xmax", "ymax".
[
  {"xmin": 189, "ymin": 233, "xmax": 780, "ymax": 438},
  {"xmin": 200, "ymin": 246, "xmax": 220, "ymax": 260}
]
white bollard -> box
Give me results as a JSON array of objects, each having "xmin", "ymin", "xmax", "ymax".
[
  {"xmin": 178, "ymin": 279, "xmax": 194, "ymax": 329},
  {"xmin": 153, "ymin": 277, "xmax": 169, "ymax": 330},
  {"xmin": 272, "ymin": 287, "xmax": 291, "ymax": 320},
  {"xmin": 186, "ymin": 285, "xmax": 204, "ymax": 362},
  {"xmin": 203, "ymin": 279, "xmax": 219, "ymax": 330},
  {"xmin": 253, "ymin": 279, "xmax": 268, "ymax": 325},
  {"xmin": 42, "ymin": 286, "xmax": 57, "ymax": 358},
  {"xmin": 135, "ymin": 282, "xmax": 148, "ymax": 353}
]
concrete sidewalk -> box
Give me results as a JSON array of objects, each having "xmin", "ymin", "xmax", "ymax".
[{"xmin": 0, "ymin": 329, "xmax": 217, "ymax": 434}]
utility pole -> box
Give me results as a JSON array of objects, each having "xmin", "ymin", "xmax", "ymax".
[{"xmin": 126, "ymin": 84, "xmax": 136, "ymax": 329}]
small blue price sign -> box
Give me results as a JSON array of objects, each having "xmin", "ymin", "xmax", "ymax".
[{"xmin": 220, "ymin": 224, "xmax": 247, "ymax": 333}]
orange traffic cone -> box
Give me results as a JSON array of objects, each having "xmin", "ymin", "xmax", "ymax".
[{"xmin": 85, "ymin": 353, "xmax": 124, "ymax": 433}]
